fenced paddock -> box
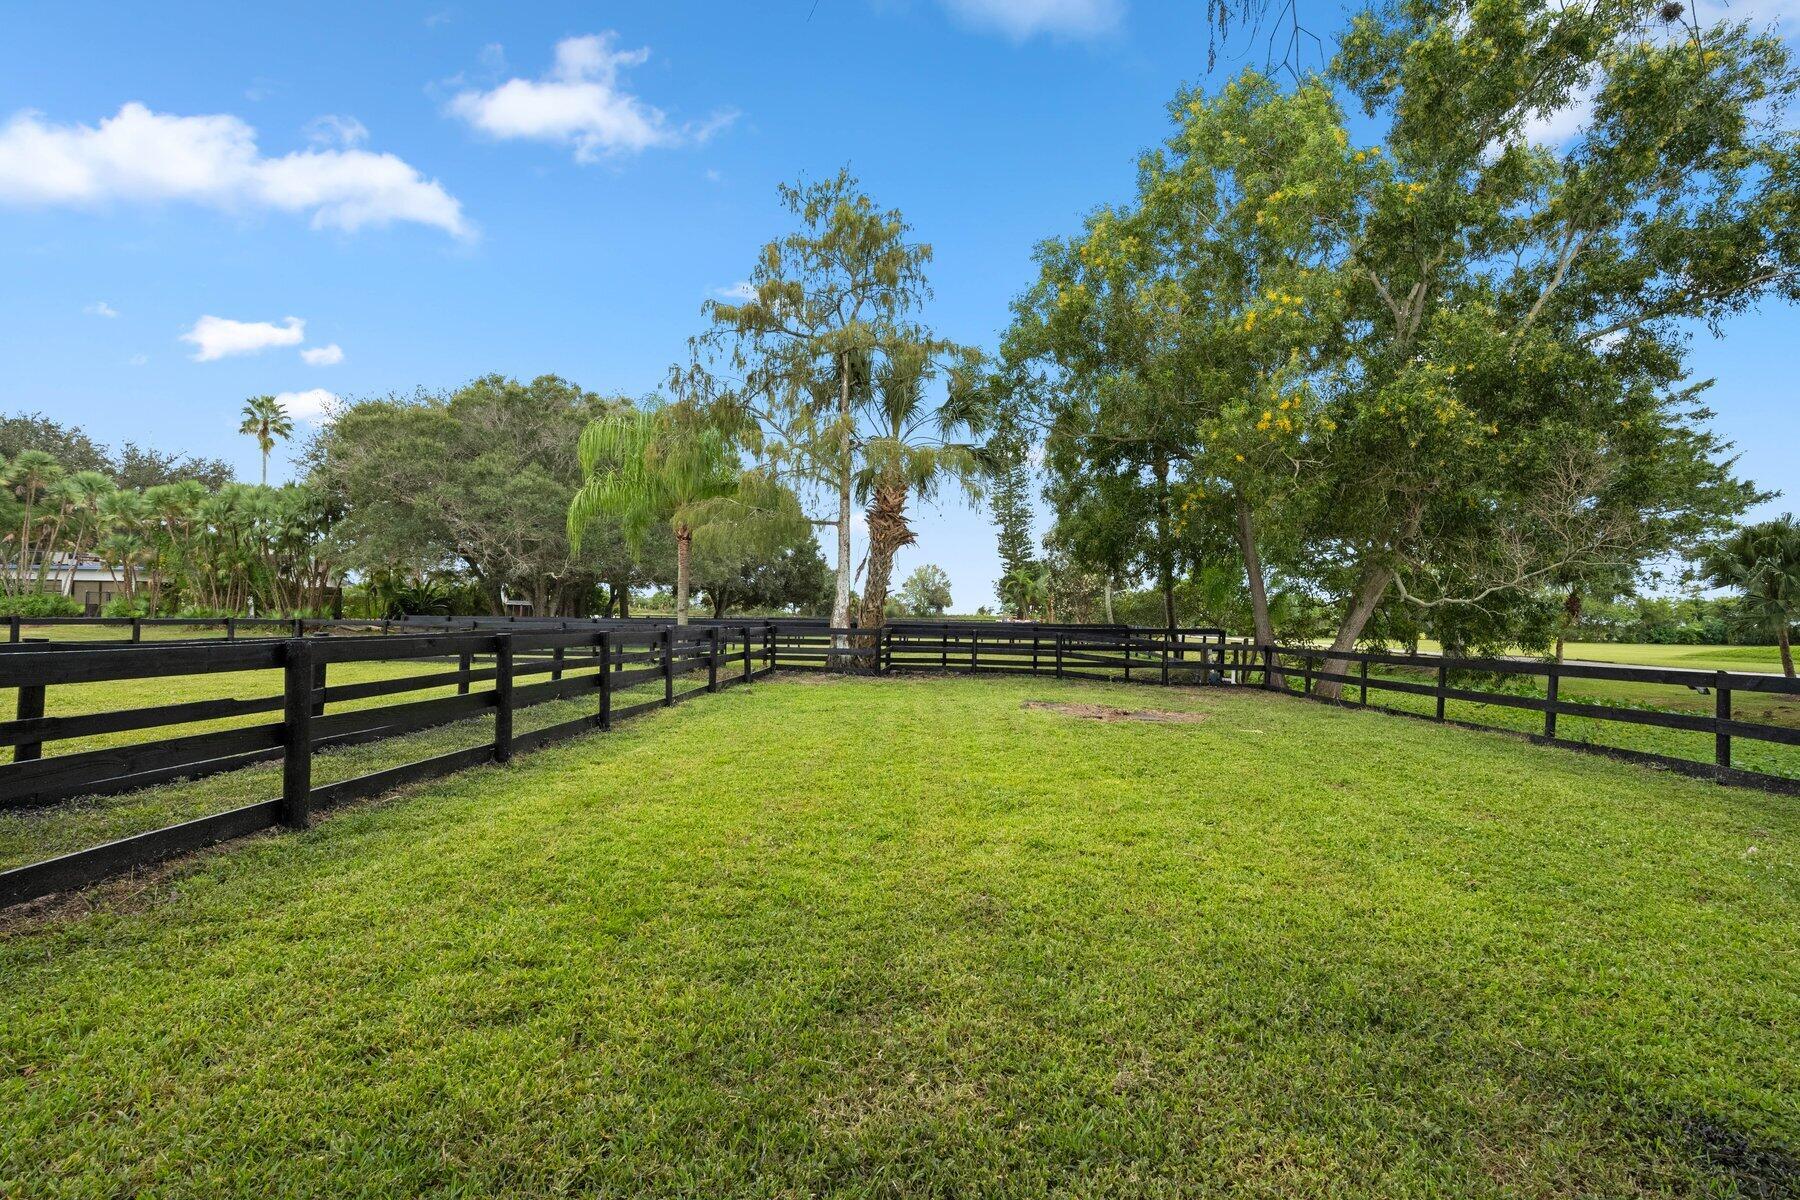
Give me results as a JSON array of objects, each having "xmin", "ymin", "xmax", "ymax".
[{"xmin": 3, "ymin": 616, "xmax": 1796, "ymax": 909}]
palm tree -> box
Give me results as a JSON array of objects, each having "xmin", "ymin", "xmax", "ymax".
[
  {"xmin": 568, "ymin": 408, "xmax": 742, "ymax": 625},
  {"xmin": 853, "ymin": 339, "xmax": 980, "ymax": 632},
  {"xmin": 1704, "ymin": 515, "xmax": 1800, "ymax": 678},
  {"xmin": 238, "ymin": 395, "xmax": 294, "ymax": 486},
  {"xmin": 1001, "ymin": 563, "xmax": 1046, "ymax": 620},
  {"xmin": 1, "ymin": 449, "xmax": 63, "ymax": 594}
]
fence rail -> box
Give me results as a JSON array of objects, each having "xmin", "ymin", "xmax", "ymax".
[
  {"xmin": 1, "ymin": 623, "xmax": 772, "ymax": 906},
  {"xmin": 3, "ymin": 618, "xmax": 1795, "ymax": 909}
]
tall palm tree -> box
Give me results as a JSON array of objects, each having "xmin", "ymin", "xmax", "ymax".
[
  {"xmin": 1, "ymin": 449, "xmax": 63, "ymax": 594},
  {"xmin": 853, "ymin": 339, "xmax": 980, "ymax": 632},
  {"xmin": 567, "ymin": 408, "xmax": 742, "ymax": 625},
  {"xmin": 238, "ymin": 395, "xmax": 294, "ymax": 486},
  {"xmin": 1704, "ymin": 515, "xmax": 1800, "ymax": 678}
]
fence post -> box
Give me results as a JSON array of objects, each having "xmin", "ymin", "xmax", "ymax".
[
  {"xmin": 1359, "ymin": 657, "xmax": 1369, "ymax": 706},
  {"xmin": 458, "ymin": 649, "xmax": 472, "ymax": 695},
  {"xmin": 1055, "ymin": 631, "xmax": 1065, "ymax": 680},
  {"xmin": 130, "ymin": 617, "xmax": 142, "ymax": 644},
  {"xmin": 7, "ymin": 615, "xmax": 18, "ymax": 642},
  {"xmin": 1032, "ymin": 631, "xmax": 1040, "ymax": 676},
  {"xmin": 1435, "ymin": 661, "xmax": 1448, "ymax": 722},
  {"xmin": 1715, "ymin": 671, "xmax": 1732, "ymax": 772},
  {"xmin": 1160, "ymin": 635, "xmax": 1170, "ymax": 686},
  {"xmin": 1303, "ymin": 654, "xmax": 1313, "ymax": 696},
  {"xmin": 1262, "ymin": 645, "xmax": 1274, "ymax": 690},
  {"xmin": 552, "ymin": 645, "xmax": 565, "ymax": 683},
  {"xmin": 971, "ymin": 630, "xmax": 979, "ymax": 675},
  {"xmin": 663, "ymin": 628, "xmax": 675, "ymax": 705},
  {"xmin": 13, "ymin": 681, "xmax": 45, "ymax": 763},
  {"xmin": 292, "ymin": 617, "xmax": 303, "ymax": 639},
  {"xmin": 281, "ymin": 639, "xmax": 314, "ymax": 829},
  {"xmin": 1123, "ymin": 633, "xmax": 1132, "ymax": 683},
  {"xmin": 1544, "ymin": 660, "xmax": 1559, "ymax": 739},
  {"xmin": 598, "ymin": 632, "xmax": 612, "ymax": 730},
  {"xmin": 494, "ymin": 634, "xmax": 514, "ymax": 763},
  {"xmin": 708, "ymin": 628, "xmax": 720, "ymax": 692},
  {"xmin": 768, "ymin": 626, "xmax": 778, "ymax": 672},
  {"xmin": 742, "ymin": 625, "xmax": 753, "ymax": 682}
]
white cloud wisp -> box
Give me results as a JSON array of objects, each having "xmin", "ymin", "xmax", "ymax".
[
  {"xmin": 0, "ymin": 102, "xmax": 470, "ymax": 238},
  {"xmin": 449, "ymin": 34, "xmax": 736, "ymax": 162},
  {"xmin": 182, "ymin": 315, "xmax": 305, "ymax": 362}
]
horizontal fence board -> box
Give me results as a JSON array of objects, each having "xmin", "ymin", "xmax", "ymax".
[
  {"xmin": 309, "ymin": 744, "xmax": 496, "ymax": 809},
  {"xmin": 0, "ymin": 692, "xmax": 284, "ymax": 749},
  {"xmin": 610, "ymin": 697, "xmax": 665, "ymax": 723},
  {"xmin": 0, "ymin": 643, "xmax": 283, "ymax": 687},
  {"xmin": 324, "ymin": 667, "xmax": 495, "ymax": 705},
  {"xmin": 511, "ymin": 714, "xmax": 601, "ymax": 754},
  {"xmin": 0, "ymin": 799, "xmax": 282, "ymax": 907},
  {"xmin": 0, "ymin": 722, "xmax": 285, "ymax": 806}
]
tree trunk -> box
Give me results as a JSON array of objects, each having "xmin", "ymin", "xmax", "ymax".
[
  {"xmin": 831, "ymin": 354, "xmax": 853, "ymax": 651},
  {"xmin": 712, "ymin": 589, "xmax": 727, "ymax": 620},
  {"xmin": 1781, "ymin": 623, "xmax": 1795, "ymax": 679},
  {"xmin": 857, "ymin": 483, "xmax": 915, "ymax": 635},
  {"xmin": 616, "ymin": 580, "xmax": 631, "ymax": 619},
  {"xmin": 1103, "ymin": 578, "xmax": 1115, "ymax": 624},
  {"xmin": 1313, "ymin": 560, "xmax": 1395, "ymax": 700},
  {"xmin": 1153, "ymin": 456, "xmax": 1175, "ymax": 637},
  {"xmin": 675, "ymin": 525, "xmax": 692, "ymax": 626},
  {"xmin": 1234, "ymin": 494, "xmax": 1274, "ymax": 646},
  {"xmin": 1555, "ymin": 587, "xmax": 1581, "ymax": 664}
]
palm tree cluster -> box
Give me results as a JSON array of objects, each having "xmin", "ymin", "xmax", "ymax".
[{"xmin": 0, "ymin": 449, "xmax": 340, "ymax": 616}]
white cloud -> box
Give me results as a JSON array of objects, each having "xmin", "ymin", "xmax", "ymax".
[
  {"xmin": 938, "ymin": 0, "xmax": 1123, "ymax": 39},
  {"xmin": 84, "ymin": 300, "xmax": 118, "ymax": 317},
  {"xmin": 300, "ymin": 342, "xmax": 344, "ymax": 366},
  {"xmin": 449, "ymin": 33, "xmax": 736, "ymax": 162},
  {"xmin": 181, "ymin": 314, "xmax": 305, "ymax": 361},
  {"xmin": 0, "ymin": 102, "xmax": 470, "ymax": 238},
  {"xmin": 713, "ymin": 281, "xmax": 755, "ymax": 301},
  {"xmin": 274, "ymin": 387, "xmax": 339, "ymax": 424},
  {"xmin": 127, "ymin": 353, "xmax": 148, "ymax": 366}
]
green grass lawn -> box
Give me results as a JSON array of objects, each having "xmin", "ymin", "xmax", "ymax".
[{"xmin": 4, "ymin": 675, "xmax": 1797, "ymax": 1197}]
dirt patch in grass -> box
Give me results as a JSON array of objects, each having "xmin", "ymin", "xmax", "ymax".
[{"xmin": 1023, "ymin": 700, "xmax": 1208, "ymax": 724}]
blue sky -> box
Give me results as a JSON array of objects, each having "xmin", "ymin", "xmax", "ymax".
[{"xmin": 3, "ymin": 0, "xmax": 1795, "ymax": 611}]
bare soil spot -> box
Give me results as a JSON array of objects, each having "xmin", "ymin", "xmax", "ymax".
[{"xmin": 1023, "ymin": 700, "xmax": 1208, "ymax": 724}]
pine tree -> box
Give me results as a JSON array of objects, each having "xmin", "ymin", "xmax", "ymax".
[{"xmin": 990, "ymin": 456, "xmax": 1037, "ymax": 615}]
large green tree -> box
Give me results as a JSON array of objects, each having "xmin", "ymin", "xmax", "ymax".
[
  {"xmin": 683, "ymin": 169, "xmax": 939, "ymax": 646},
  {"xmin": 316, "ymin": 376, "xmax": 641, "ymax": 616},
  {"xmin": 1294, "ymin": 0, "xmax": 1793, "ymax": 691}
]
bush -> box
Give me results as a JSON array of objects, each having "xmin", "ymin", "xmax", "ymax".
[
  {"xmin": 101, "ymin": 595, "xmax": 150, "ymax": 618},
  {"xmin": 0, "ymin": 593, "xmax": 83, "ymax": 618}
]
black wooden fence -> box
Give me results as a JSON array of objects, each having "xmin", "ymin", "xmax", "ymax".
[
  {"xmin": 0, "ymin": 623, "xmax": 773, "ymax": 907},
  {"xmin": 1255, "ymin": 643, "xmax": 1800, "ymax": 794},
  {"xmin": 2, "ymin": 618, "xmax": 1795, "ymax": 908}
]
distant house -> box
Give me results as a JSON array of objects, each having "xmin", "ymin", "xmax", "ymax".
[{"xmin": 0, "ymin": 557, "xmax": 140, "ymax": 615}]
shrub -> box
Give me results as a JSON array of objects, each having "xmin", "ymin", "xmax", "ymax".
[
  {"xmin": 101, "ymin": 595, "xmax": 150, "ymax": 618},
  {"xmin": 0, "ymin": 593, "xmax": 83, "ymax": 618}
]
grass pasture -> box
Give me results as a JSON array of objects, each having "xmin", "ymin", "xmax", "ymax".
[{"xmin": 3, "ymin": 674, "xmax": 1797, "ymax": 1197}]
